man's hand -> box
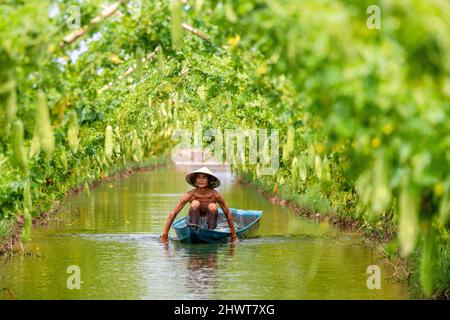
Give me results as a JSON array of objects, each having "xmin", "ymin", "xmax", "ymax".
[
  {"xmin": 229, "ymin": 234, "xmax": 239, "ymax": 244},
  {"xmin": 160, "ymin": 234, "xmax": 169, "ymax": 242},
  {"xmin": 161, "ymin": 193, "xmax": 190, "ymax": 241}
]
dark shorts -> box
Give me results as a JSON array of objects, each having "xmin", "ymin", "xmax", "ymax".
[{"xmin": 187, "ymin": 205, "xmax": 218, "ymax": 229}]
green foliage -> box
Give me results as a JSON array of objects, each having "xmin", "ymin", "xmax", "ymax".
[
  {"xmin": 0, "ymin": 0, "xmax": 448, "ymax": 297},
  {"xmin": 0, "ymin": 218, "xmax": 14, "ymax": 244},
  {"xmin": 409, "ymin": 238, "xmax": 450, "ymax": 299},
  {"xmin": 134, "ymin": 47, "xmax": 144, "ymax": 81},
  {"xmin": 383, "ymin": 239, "xmax": 399, "ymax": 260}
]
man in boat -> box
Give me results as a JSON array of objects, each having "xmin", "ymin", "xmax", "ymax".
[{"xmin": 160, "ymin": 167, "xmax": 238, "ymax": 243}]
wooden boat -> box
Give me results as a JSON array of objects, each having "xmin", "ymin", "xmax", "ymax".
[{"xmin": 172, "ymin": 208, "xmax": 263, "ymax": 243}]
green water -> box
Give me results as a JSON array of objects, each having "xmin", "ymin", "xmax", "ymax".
[{"xmin": 0, "ymin": 165, "xmax": 410, "ymax": 299}]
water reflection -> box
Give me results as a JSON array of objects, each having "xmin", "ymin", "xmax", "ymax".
[{"xmin": 162, "ymin": 241, "xmax": 237, "ymax": 298}]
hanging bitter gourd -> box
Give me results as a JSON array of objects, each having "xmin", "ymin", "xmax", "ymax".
[
  {"xmin": 131, "ymin": 130, "xmax": 143, "ymax": 162},
  {"xmin": 67, "ymin": 111, "xmax": 79, "ymax": 154},
  {"xmin": 439, "ymin": 182, "xmax": 449, "ymax": 226},
  {"xmin": 282, "ymin": 126, "xmax": 295, "ymax": 164},
  {"xmin": 398, "ymin": 179, "xmax": 419, "ymax": 256},
  {"xmin": 29, "ymin": 125, "xmax": 41, "ymax": 158},
  {"xmin": 170, "ymin": 0, "xmax": 183, "ymax": 49},
  {"xmin": 314, "ymin": 155, "xmax": 323, "ymax": 180},
  {"xmin": 307, "ymin": 143, "xmax": 316, "ymax": 169},
  {"xmin": 21, "ymin": 208, "xmax": 31, "ymax": 243},
  {"xmin": 135, "ymin": 47, "xmax": 143, "ymax": 81},
  {"xmin": 322, "ymin": 155, "xmax": 331, "ymax": 182},
  {"xmin": 420, "ymin": 225, "xmax": 438, "ymax": 297},
  {"xmin": 356, "ymin": 169, "xmax": 372, "ymax": 210},
  {"xmin": 36, "ymin": 90, "xmax": 54, "ymax": 157},
  {"xmin": 12, "ymin": 120, "xmax": 28, "ymax": 175},
  {"xmin": 23, "ymin": 179, "xmax": 32, "ymax": 212},
  {"xmin": 371, "ymin": 150, "xmax": 391, "ymax": 214},
  {"xmin": 6, "ymin": 82, "xmax": 17, "ymax": 129},
  {"xmin": 291, "ymin": 157, "xmax": 299, "ymax": 182},
  {"xmin": 157, "ymin": 46, "xmax": 165, "ymax": 75},
  {"xmin": 113, "ymin": 126, "xmax": 121, "ymax": 156},
  {"xmin": 84, "ymin": 182, "xmax": 90, "ymax": 198},
  {"xmin": 104, "ymin": 125, "xmax": 114, "ymax": 161}
]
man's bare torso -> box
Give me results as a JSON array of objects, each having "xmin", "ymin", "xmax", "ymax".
[{"xmin": 186, "ymin": 188, "xmax": 218, "ymax": 206}]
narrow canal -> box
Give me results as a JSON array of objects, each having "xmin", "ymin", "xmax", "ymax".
[{"xmin": 0, "ymin": 165, "xmax": 410, "ymax": 299}]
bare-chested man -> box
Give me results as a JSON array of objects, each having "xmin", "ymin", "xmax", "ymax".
[{"xmin": 160, "ymin": 167, "xmax": 238, "ymax": 243}]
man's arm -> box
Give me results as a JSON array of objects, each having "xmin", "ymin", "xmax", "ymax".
[
  {"xmin": 216, "ymin": 192, "xmax": 238, "ymax": 242},
  {"xmin": 160, "ymin": 192, "xmax": 191, "ymax": 242}
]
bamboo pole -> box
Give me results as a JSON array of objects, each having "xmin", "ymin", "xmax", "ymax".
[
  {"xmin": 182, "ymin": 23, "xmax": 210, "ymax": 42},
  {"xmin": 61, "ymin": 0, "xmax": 127, "ymax": 47}
]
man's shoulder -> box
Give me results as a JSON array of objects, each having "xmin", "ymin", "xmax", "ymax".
[{"xmin": 181, "ymin": 189, "xmax": 195, "ymax": 199}]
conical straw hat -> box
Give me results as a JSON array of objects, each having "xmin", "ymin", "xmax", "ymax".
[{"xmin": 185, "ymin": 166, "xmax": 221, "ymax": 188}]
